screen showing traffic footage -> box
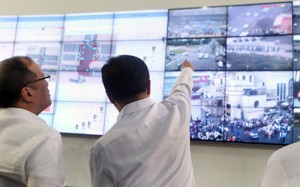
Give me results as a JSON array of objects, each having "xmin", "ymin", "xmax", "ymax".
[
  {"xmin": 228, "ymin": 2, "xmax": 292, "ymax": 37},
  {"xmin": 1, "ymin": 1, "xmax": 300, "ymax": 145},
  {"xmin": 165, "ymin": 38, "xmax": 226, "ymax": 71}
]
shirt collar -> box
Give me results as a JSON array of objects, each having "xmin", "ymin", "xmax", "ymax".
[
  {"xmin": 117, "ymin": 97, "xmax": 154, "ymax": 121},
  {"xmin": 0, "ymin": 107, "xmax": 45, "ymax": 124}
]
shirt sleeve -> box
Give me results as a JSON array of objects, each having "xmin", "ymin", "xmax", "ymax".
[
  {"xmin": 89, "ymin": 144, "xmax": 115, "ymax": 187},
  {"xmin": 25, "ymin": 131, "xmax": 65, "ymax": 187},
  {"xmin": 256, "ymin": 152, "xmax": 288, "ymax": 187},
  {"xmin": 169, "ymin": 67, "xmax": 193, "ymax": 99},
  {"xmin": 163, "ymin": 67, "xmax": 194, "ymax": 128}
]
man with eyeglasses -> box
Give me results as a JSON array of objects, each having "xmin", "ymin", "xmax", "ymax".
[{"xmin": 0, "ymin": 56, "xmax": 65, "ymax": 187}]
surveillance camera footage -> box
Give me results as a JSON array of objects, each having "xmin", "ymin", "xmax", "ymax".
[
  {"xmin": 165, "ymin": 38, "xmax": 226, "ymax": 71},
  {"xmin": 226, "ymin": 35, "xmax": 293, "ymax": 71},
  {"xmin": 168, "ymin": 7, "xmax": 227, "ymax": 38},
  {"xmin": 228, "ymin": 2, "xmax": 292, "ymax": 37}
]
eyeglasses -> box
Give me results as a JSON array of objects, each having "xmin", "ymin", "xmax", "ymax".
[{"xmin": 24, "ymin": 74, "xmax": 51, "ymax": 87}]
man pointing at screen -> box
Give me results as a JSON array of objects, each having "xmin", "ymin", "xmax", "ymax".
[{"xmin": 90, "ymin": 55, "xmax": 195, "ymax": 187}]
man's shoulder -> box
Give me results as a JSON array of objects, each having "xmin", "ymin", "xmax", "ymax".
[
  {"xmin": 269, "ymin": 142, "xmax": 300, "ymax": 181},
  {"xmin": 275, "ymin": 142, "xmax": 300, "ymax": 155},
  {"xmin": 269, "ymin": 142, "xmax": 300, "ymax": 173},
  {"xmin": 91, "ymin": 127, "xmax": 126, "ymax": 154}
]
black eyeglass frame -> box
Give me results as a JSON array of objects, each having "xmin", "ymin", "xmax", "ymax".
[{"xmin": 24, "ymin": 74, "xmax": 51, "ymax": 87}]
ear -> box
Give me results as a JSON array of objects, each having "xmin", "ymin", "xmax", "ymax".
[
  {"xmin": 21, "ymin": 87, "xmax": 34, "ymax": 102},
  {"xmin": 146, "ymin": 80, "xmax": 151, "ymax": 96}
]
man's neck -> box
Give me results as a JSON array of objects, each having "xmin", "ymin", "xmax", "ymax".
[{"xmin": 115, "ymin": 92, "xmax": 149, "ymax": 112}]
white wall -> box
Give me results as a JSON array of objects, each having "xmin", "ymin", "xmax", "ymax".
[
  {"xmin": 62, "ymin": 135, "xmax": 282, "ymax": 187},
  {"xmin": 0, "ymin": 0, "xmax": 290, "ymax": 186},
  {"xmin": 190, "ymin": 142, "xmax": 281, "ymax": 187},
  {"xmin": 0, "ymin": 0, "xmax": 291, "ymax": 15}
]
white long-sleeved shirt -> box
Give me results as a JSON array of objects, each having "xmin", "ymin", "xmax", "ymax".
[
  {"xmin": 90, "ymin": 67, "xmax": 195, "ymax": 187},
  {"xmin": 0, "ymin": 108, "xmax": 65, "ymax": 187},
  {"xmin": 257, "ymin": 141, "xmax": 300, "ymax": 187}
]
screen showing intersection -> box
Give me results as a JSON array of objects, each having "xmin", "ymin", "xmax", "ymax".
[{"xmin": 2, "ymin": 1, "xmax": 300, "ymax": 145}]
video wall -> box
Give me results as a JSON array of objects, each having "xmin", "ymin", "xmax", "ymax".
[{"xmin": 0, "ymin": 1, "xmax": 299, "ymax": 145}]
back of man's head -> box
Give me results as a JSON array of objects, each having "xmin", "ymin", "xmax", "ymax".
[
  {"xmin": 0, "ymin": 56, "xmax": 35, "ymax": 108},
  {"xmin": 101, "ymin": 55, "xmax": 150, "ymax": 103}
]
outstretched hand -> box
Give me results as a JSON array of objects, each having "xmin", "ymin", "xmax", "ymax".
[{"xmin": 181, "ymin": 60, "xmax": 194, "ymax": 71}]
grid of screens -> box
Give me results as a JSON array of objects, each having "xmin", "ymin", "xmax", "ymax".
[
  {"xmin": 1, "ymin": 1, "xmax": 299, "ymax": 145},
  {"xmin": 165, "ymin": 1, "xmax": 295, "ymax": 145},
  {"xmin": 0, "ymin": 10, "xmax": 167, "ymax": 135}
]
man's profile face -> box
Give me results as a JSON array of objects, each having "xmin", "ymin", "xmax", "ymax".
[{"xmin": 27, "ymin": 61, "xmax": 51, "ymax": 113}]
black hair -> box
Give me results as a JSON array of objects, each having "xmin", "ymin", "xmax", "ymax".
[
  {"xmin": 101, "ymin": 55, "xmax": 150, "ymax": 102},
  {"xmin": 0, "ymin": 56, "xmax": 36, "ymax": 108}
]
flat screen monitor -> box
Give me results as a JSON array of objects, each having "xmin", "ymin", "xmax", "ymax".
[
  {"xmin": 228, "ymin": 2, "xmax": 292, "ymax": 37},
  {"xmin": 63, "ymin": 13, "xmax": 114, "ymax": 42},
  {"xmin": 0, "ymin": 16, "xmax": 17, "ymax": 42},
  {"xmin": 293, "ymin": 1, "xmax": 300, "ymax": 34},
  {"xmin": 15, "ymin": 15, "xmax": 64, "ymax": 42},
  {"xmin": 168, "ymin": 7, "xmax": 227, "ymax": 38},
  {"xmin": 112, "ymin": 10, "xmax": 168, "ymax": 41},
  {"xmin": 226, "ymin": 35, "xmax": 293, "ymax": 71},
  {"xmin": 165, "ymin": 38, "xmax": 226, "ymax": 71},
  {"xmin": 0, "ymin": 43, "xmax": 14, "ymax": 61}
]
